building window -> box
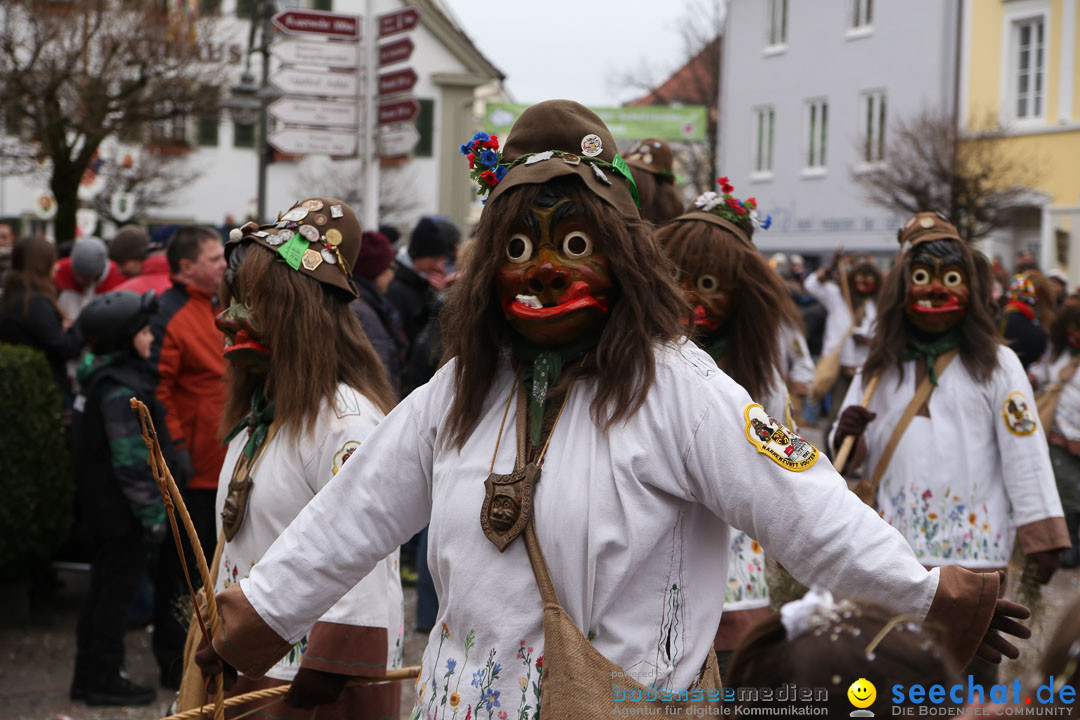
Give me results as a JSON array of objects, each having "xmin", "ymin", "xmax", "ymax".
[
  {"xmin": 150, "ymin": 107, "xmax": 188, "ymax": 145},
  {"xmin": 860, "ymin": 91, "xmax": 886, "ymax": 164},
  {"xmin": 805, "ymin": 99, "xmax": 828, "ymax": 170},
  {"xmin": 850, "ymin": 0, "xmax": 872, "ymax": 28},
  {"xmin": 414, "ymin": 98, "xmax": 434, "ymax": 158},
  {"xmin": 1012, "ymin": 18, "xmax": 1045, "ymax": 120},
  {"xmin": 236, "ymin": 0, "xmax": 256, "ymax": 18},
  {"xmin": 197, "ymin": 116, "xmax": 219, "ymax": 147},
  {"xmin": 311, "ymin": 0, "xmax": 333, "ymax": 9},
  {"xmin": 766, "ymin": 0, "xmax": 787, "ymax": 47},
  {"xmin": 234, "ymin": 122, "xmax": 255, "ymax": 148},
  {"xmin": 753, "ymin": 107, "xmax": 775, "ymax": 174}
]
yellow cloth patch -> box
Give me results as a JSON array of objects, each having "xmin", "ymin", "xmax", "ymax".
[
  {"xmin": 744, "ymin": 402, "xmax": 818, "ymax": 471},
  {"xmin": 332, "ymin": 440, "xmax": 362, "ymax": 475},
  {"xmin": 1002, "ymin": 391, "xmax": 1037, "ymax": 436}
]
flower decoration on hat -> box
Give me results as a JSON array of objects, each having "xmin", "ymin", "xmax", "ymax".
[
  {"xmin": 459, "ymin": 130, "xmax": 640, "ymax": 207},
  {"xmin": 692, "ymin": 177, "xmax": 772, "ymax": 236}
]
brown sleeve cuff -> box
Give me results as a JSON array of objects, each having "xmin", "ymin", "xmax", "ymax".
[
  {"xmin": 713, "ymin": 607, "xmax": 773, "ymax": 652},
  {"xmin": 212, "ymin": 584, "xmax": 294, "ymax": 678},
  {"xmin": 925, "ymin": 566, "xmax": 999, "ymax": 668},
  {"xmin": 1017, "ymin": 517, "xmax": 1071, "ymax": 555},
  {"xmin": 300, "ymin": 622, "xmax": 389, "ymax": 678}
]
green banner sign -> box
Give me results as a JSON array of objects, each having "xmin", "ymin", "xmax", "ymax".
[{"xmin": 484, "ymin": 103, "xmax": 708, "ymax": 142}]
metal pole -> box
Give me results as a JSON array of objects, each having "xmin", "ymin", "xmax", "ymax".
[
  {"xmin": 363, "ymin": 0, "xmax": 379, "ymax": 230},
  {"xmin": 256, "ymin": 0, "xmax": 272, "ymax": 223}
]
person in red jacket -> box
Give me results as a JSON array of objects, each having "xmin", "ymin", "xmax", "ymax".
[
  {"xmin": 148, "ymin": 225, "xmax": 228, "ymax": 688},
  {"xmin": 54, "ymin": 237, "xmax": 127, "ymax": 319}
]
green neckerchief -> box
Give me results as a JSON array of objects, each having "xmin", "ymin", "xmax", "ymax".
[
  {"xmin": 223, "ymin": 387, "xmax": 276, "ymax": 461},
  {"xmin": 511, "ymin": 331, "xmax": 601, "ymax": 446},
  {"xmin": 700, "ymin": 331, "xmax": 729, "ymax": 364},
  {"xmin": 902, "ymin": 329, "xmax": 959, "ymax": 387}
]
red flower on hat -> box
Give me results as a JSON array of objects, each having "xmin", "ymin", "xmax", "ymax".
[
  {"xmin": 717, "ymin": 176, "xmax": 729, "ymax": 185},
  {"xmin": 467, "ymin": 152, "xmax": 475, "ymax": 169},
  {"xmin": 483, "ymin": 135, "xmax": 499, "ymax": 150},
  {"xmin": 747, "ymin": 197, "xmax": 757, "ymax": 206},
  {"xmin": 480, "ymin": 170, "xmax": 498, "ymax": 186},
  {"xmin": 727, "ymin": 197, "xmax": 740, "ymax": 209}
]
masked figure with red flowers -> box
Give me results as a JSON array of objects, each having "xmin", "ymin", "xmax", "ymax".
[
  {"xmin": 182, "ymin": 199, "xmax": 404, "ymax": 719},
  {"xmin": 830, "ymin": 212, "xmax": 1070, "ymax": 683},
  {"xmin": 195, "ymin": 103, "xmax": 1037, "ymax": 717}
]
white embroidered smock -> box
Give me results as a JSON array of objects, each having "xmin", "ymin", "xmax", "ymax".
[
  {"xmin": 830, "ymin": 345, "xmax": 1064, "ymax": 568},
  {"xmin": 215, "ymin": 383, "xmax": 404, "ymax": 682},
  {"xmin": 805, "ymin": 273, "xmax": 876, "ymax": 368},
  {"xmin": 239, "ymin": 341, "xmax": 941, "ymax": 720}
]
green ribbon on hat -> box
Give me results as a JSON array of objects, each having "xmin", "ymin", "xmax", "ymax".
[
  {"xmin": 612, "ymin": 154, "xmax": 640, "ymax": 208},
  {"xmin": 277, "ymin": 232, "xmax": 308, "ymax": 271}
]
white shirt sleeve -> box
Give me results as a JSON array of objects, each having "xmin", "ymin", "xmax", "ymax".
[
  {"xmin": 239, "ymin": 381, "xmax": 439, "ymax": 644},
  {"xmin": 684, "ymin": 372, "xmax": 939, "ymax": 621}
]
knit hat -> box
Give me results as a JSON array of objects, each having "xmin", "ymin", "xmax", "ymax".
[
  {"xmin": 625, "ymin": 138, "xmax": 675, "ymax": 177},
  {"xmin": 897, "ymin": 212, "xmax": 962, "ymax": 256},
  {"xmin": 71, "ymin": 237, "xmax": 108, "ymax": 278},
  {"xmin": 108, "ymin": 225, "xmax": 149, "ymax": 263},
  {"xmin": 226, "ymin": 197, "xmax": 361, "ymax": 298},
  {"xmin": 409, "ymin": 217, "xmax": 453, "ymax": 259},
  {"xmin": 353, "ymin": 231, "xmax": 395, "ymax": 280},
  {"xmin": 460, "ymin": 100, "xmax": 640, "ymax": 220},
  {"xmin": 1007, "ymin": 274, "xmax": 1037, "ymax": 308}
]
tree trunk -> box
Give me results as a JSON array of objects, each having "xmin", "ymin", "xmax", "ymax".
[{"xmin": 51, "ymin": 167, "xmax": 82, "ymax": 244}]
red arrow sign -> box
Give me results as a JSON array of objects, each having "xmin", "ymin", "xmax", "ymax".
[
  {"xmin": 378, "ymin": 7, "xmax": 420, "ymax": 37},
  {"xmin": 271, "ymin": 9, "xmax": 360, "ymax": 39},
  {"xmin": 378, "ymin": 98, "xmax": 420, "ymax": 125},
  {"xmin": 379, "ymin": 37, "xmax": 414, "ymax": 66},
  {"xmin": 379, "ymin": 68, "xmax": 418, "ymax": 96}
]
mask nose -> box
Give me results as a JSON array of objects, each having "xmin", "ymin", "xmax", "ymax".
[{"xmin": 526, "ymin": 258, "xmax": 570, "ymax": 294}]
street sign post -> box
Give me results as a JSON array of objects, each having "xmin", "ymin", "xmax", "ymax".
[
  {"xmin": 378, "ymin": 68, "xmax": 417, "ymax": 96},
  {"xmin": 270, "ymin": 67, "xmax": 359, "ymax": 98},
  {"xmin": 269, "ymin": 38, "xmax": 359, "ymax": 68},
  {"xmin": 378, "ymin": 98, "xmax": 420, "ymax": 125},
  {"xmin": 377, "ymin": 7, "xmax": 420, "ymax": 37},
  {"xmin": 378, "ymin": 37, "xmax": 414, "ymax": 66},
  {"xmin": 269, "ymin": 97, "xmax": 359, "ymax": 128},
  {"xmin": 272, "ymin": 9, "xmax": 360, "ymax": 39},
  {"xmin": 269, "ymin": 128, "xmax": 358, "ymax": 156},
  {"xmin": 378, "ymin": 124, "xmax": 420, "ymax": 157}
]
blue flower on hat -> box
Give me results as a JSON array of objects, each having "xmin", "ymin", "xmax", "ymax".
[
  {"xmin": 459, "ymin": 143, "xmax": 473, "ymax": 156},
  {"xmin": 762, "ymin": 215, "xmax": 773, "ymax": 230},
  {"xmin": 478, "ymin": 149, "xmax": 498, "ymax": 168},
  {"xmin": 471, "ymin": 131, "xmax": 491, "ymax": 144},
  {"xmin": 495, "ymin": 165, "xmax": 508, "ymax": 181}
]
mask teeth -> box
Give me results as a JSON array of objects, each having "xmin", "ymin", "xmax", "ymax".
[{"xmin": 515, "ymin": 294, "xmax": 542, "ymax": 309}]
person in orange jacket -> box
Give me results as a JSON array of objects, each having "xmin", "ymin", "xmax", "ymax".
[{"xmin": 148, "ymin": 225, "xmax": 228, "ymax": 688}]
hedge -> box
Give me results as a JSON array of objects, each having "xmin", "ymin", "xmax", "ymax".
[{"xmin": 0, "ymin": 343, "xmax": 73, "ymax": 578}]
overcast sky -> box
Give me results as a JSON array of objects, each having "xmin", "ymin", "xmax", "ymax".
[{"xmin": 440, "ymin": 0, "xmax": 710, "ymax": 107}]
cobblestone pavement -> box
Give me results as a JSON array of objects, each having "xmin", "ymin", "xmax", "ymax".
[{"xmin": 2, "ymin": 554, "xmax": 1077, "ymax": 718}]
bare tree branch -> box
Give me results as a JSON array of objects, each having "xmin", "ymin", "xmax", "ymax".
[{"xmin": 293, "ymin": 159, "xmax": 424, "ymax": 228}]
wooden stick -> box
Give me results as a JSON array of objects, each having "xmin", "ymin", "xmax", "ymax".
[
  {"xmin": 132, "ymin": 399, "xmax": 225, "ymax": 720},
  {"xmin": 834, "ymin": 375, "xmax": 880, "ymax": 473},
  {"xmin": 160, "ymin": 667, "xmax": 422, "ymax": 720}
]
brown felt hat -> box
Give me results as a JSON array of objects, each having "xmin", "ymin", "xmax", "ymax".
[
  {"xmin": 671, "ymin": 211, "xmax": 754, "ymax": 248},
  {"xmin": 625, "ymin": 138, "xmax": 674, "ymax": 177},
  {"xmin": 897, "ymin": 212, "xmax": 962, "ymax": 256},
  {"xmin": 487, "ymin": 100, "xmax": 639, "ymax": 220},
  {"xmin": 227, "ymin": 197, "xmax": 360, "ymax": 298}
]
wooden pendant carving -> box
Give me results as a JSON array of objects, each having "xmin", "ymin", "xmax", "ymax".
[
  {"xmin": 221, "ymin": 453, "xmax": 254, "ymax": 541},
  {"xmin": 480, "ymin": 462, "xmax": 541, "ymax": 551}
]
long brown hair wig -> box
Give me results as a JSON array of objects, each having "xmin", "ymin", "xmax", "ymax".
[
  {"xmin": 654, "ymin": 219, "xmax": 803, "ymax": 400},
  {"xmin": 1049, "ymin": 294, "xmax": 1080, "ymax": 361},
  {"xmin": 1, "ymin": 237, "xmax": 59, "ymax": 317},
  {"xmin": 439, "ymin": 176, "xmax": 689, "ymax": 450},
  {"xmin": 1024, "ymin": 268, "xmax": 1058, "ymax": 330},
  {"xmin": 862, "ymin": 238, "xmax": 1000, "ymax": 387},
  {"xmin": 220, "ymin": 246, "xmax": 396, "ymax": 439}
]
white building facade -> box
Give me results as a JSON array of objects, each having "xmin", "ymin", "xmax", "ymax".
[{"xmin": 719, "ymin": 0, "xmax": 961, "ymax": 260}]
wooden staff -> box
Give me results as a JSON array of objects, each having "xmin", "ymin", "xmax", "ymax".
[
  {"xmin": 160, "ymin": 667, "xmax": 422, "ymax": 720},
  {"xmin": 833, "ymin": 375, "xmax": 880, "ymax": 474},
  {"xmin": 131, "ymin": 399, "xmax": 225, "ymax": 720}
]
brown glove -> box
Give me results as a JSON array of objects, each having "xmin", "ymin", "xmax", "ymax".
[
  {"xmin": 285, "ymin": 667, "xmax": 349, "ymax": 709},
  {"xmin": 1025, "ymin": 549, "xmax": 1061, "ymax": 584},
  {"xmin": 194, "ymin": 636, "xmax": 237, "ymax": 694},
  {"xmin": 975, "ymin": 574, "xmax": 1032, "ymax": 664},
  {"xmin": 833, "ymin": 405, "xmax": 876, "ymax": 453}
]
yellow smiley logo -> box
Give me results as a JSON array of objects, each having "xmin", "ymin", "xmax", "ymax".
[{"xmin": 847, "ymin": 678, "xmax": 876, "ymax": 709}]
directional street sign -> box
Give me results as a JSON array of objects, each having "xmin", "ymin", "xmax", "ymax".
[
  {"xmin": 269, "ymin": 127, "xmax": 358, "ymax": 156},
  {"xmin": 269, "ymin": 38, "xmax": 359, "ymax": 68},
  {"xmin": 378, "ymin": 68, "xmax": 417, "ymax": 96},
  {"xmin": 378, "ymin": 98, "xmax": 420, "ymax": 125},
  {"xmin": 269, "ymin": 97, "xmax": 358, "ymax": 129},
  {"xmin": 378, "ymin": 124, "xmax": 421, "ymax": 157},
  {"xmin": 272, "ymin": 9, "xmax": 360, "ymax": 39},
  {"xmin": 377, "ymin": 7, "xmax": 420, "ymax": 37},
  {"xmin": 378, "ymin": 37, "xmax": 414, "ymax": 66},
  {"xmin": 270, "ymin": 67, "xmax": 358, "ymax": 98}
]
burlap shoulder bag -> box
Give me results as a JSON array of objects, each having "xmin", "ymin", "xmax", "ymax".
[
  {"xmin": 1036, "ymin": 356, "xmax": 1080, "ymax": 433},
  {"xmin": 499, "ymin": 386, "xmax": 723, "ymax": 718}
]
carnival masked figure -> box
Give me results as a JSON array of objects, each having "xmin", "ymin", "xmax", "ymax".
[
  {"xmin": 196, "ymin": 103, "xmax": 1034, "ymax": 719},
  {"xmin": 184, "ymin": 199, "xmax": 404, "ymax": 718},
  {"xmin": 831, "ymin": 212, "xmax": 1070, "ymax": 682},
  {"xmin": 655, "ymin": 182, "xmax": 806, "ymax": 671},
  {"xmin": 624, "ymin": 137, "xmax": 684, "ymax": 224}
]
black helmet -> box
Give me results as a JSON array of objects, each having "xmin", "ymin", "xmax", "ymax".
[{"xmin": 78, "ymin": 290, "xmax": 158, "ymax": 354}]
